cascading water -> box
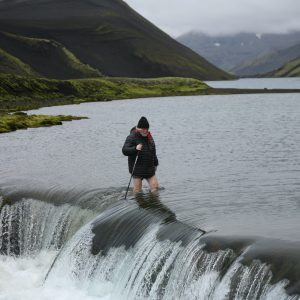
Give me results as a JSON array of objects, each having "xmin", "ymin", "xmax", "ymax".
[
  {"xmin": 0, "ymin": 190, "xmax": 299, "ymax": 300},
  {"xmin": 0, "ymin": 198, "xmax": 98, "ymax": 256}
]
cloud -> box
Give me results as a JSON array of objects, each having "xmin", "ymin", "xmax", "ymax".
[{"xmin": 124, "ymin": 0, "xmax": 300, "ymax": 36}]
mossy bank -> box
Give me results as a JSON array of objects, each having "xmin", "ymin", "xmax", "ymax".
[
  {"xmin": 0, "ymin": 111, "xmax": 87, "ymax": 133},
  {"xmin": 0, "ymin": 74, "xmax": 209, "ymax": 112},
  {"xmin": 0, "ymin": 74, "xmax": 209, "ymax": 133}
]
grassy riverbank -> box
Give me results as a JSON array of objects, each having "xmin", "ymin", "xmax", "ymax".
[
  {"xmin": 3, "ymin": 74, "xmax": 298, "ymax": 134},
  {"xmin": 0, "ymin": 74, "xmax": 209, "ymax": 133},
  {"xmin": 0, "ymin": 74, "xmax": 209, "ymax": 112}
]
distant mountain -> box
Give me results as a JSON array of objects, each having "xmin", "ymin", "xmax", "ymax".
[
  {"xmin": 232, "ymin": 43, "xmax": 300, "ymax": 76},
  {"xmin": 177, "ymin": 31, "xmax": 300, "ymax": 75},
  {"xmin": 263, "ymin": 56, "xmax": 300, "ymax": 77},
  {"xmin": 0, "ymin": 0, "xmax": 232, "ymax": 80}
]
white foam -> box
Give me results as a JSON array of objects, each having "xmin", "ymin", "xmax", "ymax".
[{"xmin": 0, "ymin": 251, "xmax": 109, "ymax": 300}]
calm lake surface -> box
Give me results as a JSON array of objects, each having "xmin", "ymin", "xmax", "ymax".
[
  {"xmin": 206, "ymin": 77, "xmax": 300, "ymax": 89},
  {"xmin": 1, "ymin": 86, "xmax": 299, "ymax": 241}
]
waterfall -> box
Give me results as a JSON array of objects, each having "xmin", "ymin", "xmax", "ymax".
[
  {"xmin": 0, "ymin": 191, "xmax": 299, "ymax": 300},
  {"xmin": 0, "ymin": 198, "xmax": 97, "ymax": 256},
  {"xmin": 47, "ymin": 221, "xmax": 297, "ymax": 300}
]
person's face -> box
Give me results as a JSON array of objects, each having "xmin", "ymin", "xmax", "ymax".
[{"xmin": 137, "ymin": 128, "xmax": 149, "ymax": 136}]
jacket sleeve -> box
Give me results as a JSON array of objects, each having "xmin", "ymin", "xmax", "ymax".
[{"xmin": 122, "ymin": 134, "xmax": 137, "ymax": 156}]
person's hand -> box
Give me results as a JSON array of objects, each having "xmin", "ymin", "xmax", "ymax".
[{"xmin": 136, "ymin": 144, "xmax": 143, "ymax": 151}]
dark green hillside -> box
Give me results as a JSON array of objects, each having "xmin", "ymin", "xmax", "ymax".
[
  {"xmin": 0, "ymin": 31, "xmax": 102, "ymax": 79},
  {"xmin": 264, "ymin": 57, "xmax": 300, "ymax": 77},
  {"xmin": 0, "ymin": 0, "xmax": 232, "ymax": 80}
]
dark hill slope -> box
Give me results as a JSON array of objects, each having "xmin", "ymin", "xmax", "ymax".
[
  {"xmin": 0, "ymin": 47, "xmax": 36, "ymax": 76},
  {"xmin": 0, "ymin": 0, "xmax": 232, "ymax": 80},
  {"xmin": 0, "ymin": 31, "xmax": 102, "ymax": 79}
]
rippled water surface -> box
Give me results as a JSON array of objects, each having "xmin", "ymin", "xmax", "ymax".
[{"xmin": 1, "ymin": 92, "xmax": 300, "ymax": 241}]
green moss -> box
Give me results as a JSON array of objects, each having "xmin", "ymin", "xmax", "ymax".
[
  {"xmin": 0, "ymin": 112, "xmax": 87, "ymax": 133},
  {"xmin": 62, "ymin": 47, "xmax": 102, "ymax": 77}
]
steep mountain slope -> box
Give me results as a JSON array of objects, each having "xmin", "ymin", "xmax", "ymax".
[
  {"xmin": 0, "ymin": 31, "xmax": 102, "ymax": 79},
  {"xmin": 0, "ymin": 0, "xmax": 232, "ymax": 80},
  {"xmin": 0, "ymin": 47, "xmax": 37, "ymax": 76},
  {"xmin": 232, "ymin": 43, "xmax": 300, "ymax": 76},
  {"xmin": 264, "ymin": 56, "xmax": 300, "ymax": 77},
  {"xmin": 177, "ymin": 31, "xmax": 300, "ymax": 74}
]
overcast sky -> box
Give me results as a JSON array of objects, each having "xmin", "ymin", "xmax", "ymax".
[{"xmin": 124, "ymin": 0, "xmax": 300, "ymax": 37}]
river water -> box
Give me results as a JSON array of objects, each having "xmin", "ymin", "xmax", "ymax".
[{"xmin": 0, "ymin": 78, "xmax": 299, "ymax": 299}]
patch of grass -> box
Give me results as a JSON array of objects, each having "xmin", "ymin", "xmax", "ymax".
[{"xmin": 0, "ymin": 111, "xmax": 87, "ymax": 133}]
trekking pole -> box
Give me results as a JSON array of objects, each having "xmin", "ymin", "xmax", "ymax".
[{"xmin": 124, "ymin": 151, "xmax": 140, "ymax": 200}]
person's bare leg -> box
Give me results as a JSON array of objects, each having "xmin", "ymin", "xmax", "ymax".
[
  {"xmin": 133, "ymin": 177, "xmax": 142, "ymax": 193},
  {"xmin": 147, "ymin": 175, "xmax": 159, "ymax": 193}
]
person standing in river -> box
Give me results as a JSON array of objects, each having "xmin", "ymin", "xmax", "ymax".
[{"xmin": 122, "ymin": 116, "xmax": 159, "ymax": 193}]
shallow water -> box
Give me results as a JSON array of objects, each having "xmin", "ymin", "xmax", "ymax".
[
  {"xmin": 1, "ymin": 93, "xmax": 299, "ymax": 240},
  {"xmin": 0, "ymin": 90, "xmax": 300, "ymax": 299}
]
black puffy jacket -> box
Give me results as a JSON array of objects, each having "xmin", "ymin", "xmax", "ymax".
[{"xmin": 122, "ymin": 127, "xmax": 159, "ymax": 178}]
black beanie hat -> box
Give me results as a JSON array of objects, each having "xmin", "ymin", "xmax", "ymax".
[{"xmin": 137, "ymin": 116, "xmax": 149, "ymax": 129}]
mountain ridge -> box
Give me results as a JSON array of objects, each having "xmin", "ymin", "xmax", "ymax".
[
  {"xmin": 0, "ymin": 0, "xmax": 232, "ymax": 80},
  {"xmin": 177, "ymin": 31, "xmax": 300, "ymax": 75}
]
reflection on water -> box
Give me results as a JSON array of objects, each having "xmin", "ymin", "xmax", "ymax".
[
  {"xmin": 134, "ymin": 192, "xmax": 206, "ymax": 234},
  {"xmin": 134, "ymin": 192, "xmax": 177, "ymax": 224}
]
